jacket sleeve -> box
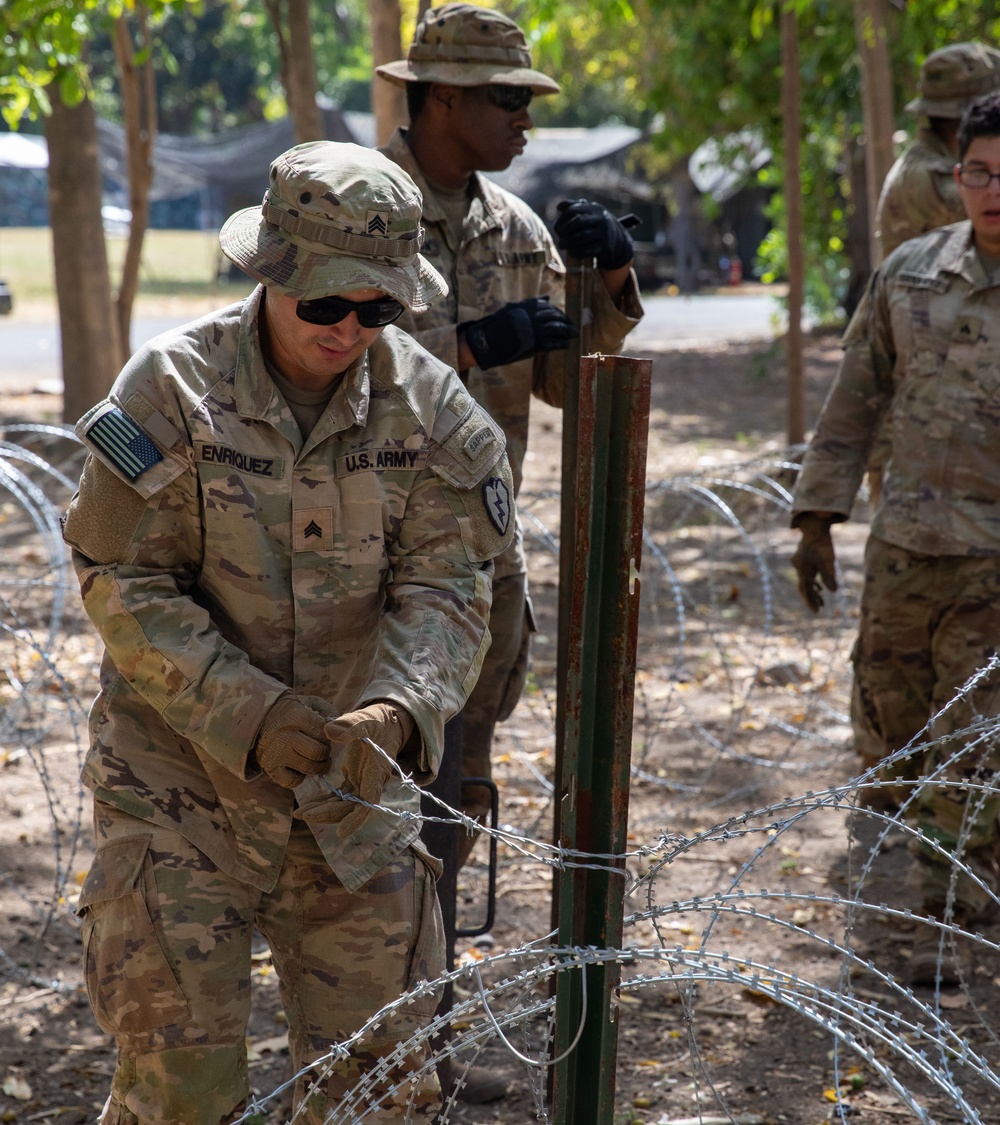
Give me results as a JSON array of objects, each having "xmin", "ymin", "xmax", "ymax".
[
  {"xmin": 63, "ymin": 407, "xmax": 286, "ymax": 779},
  {"xmin": 532, "ymin": 253, "xmax": 645, "ymax": 409},
  {"xmin": 791, "ymin": 271, "xmax": 897, "ymax": 523},
  {"xmin": 357, "ymin": 388, "xmax": 515, "ymax": 782}
]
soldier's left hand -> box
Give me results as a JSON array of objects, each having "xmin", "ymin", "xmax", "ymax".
[
  {"xmin": 322, "ymin": 702, "xmax": 415, "ymax": 837},
  {"xmin": 554, "ymin": 199, "xmax": 634, "ymax": 269}
]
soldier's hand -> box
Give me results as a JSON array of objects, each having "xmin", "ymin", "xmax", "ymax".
[
  {"xmin": 323, "ymin": 702, "xmax": 416, "ymax": 838},
  {"xmin": 791, "ymin": 513, "xmax": 838, "ymax": 613},
  {"xmin": 462, "ymin": 297, "xmax": 577, "ymax": 369},
  {"xmin": 554, "ymin": 199, "xmax": 635, "ymax": 270},
  {"xmin": 254, "ymin": 694, "xmax": 331, "ymax": 788}
]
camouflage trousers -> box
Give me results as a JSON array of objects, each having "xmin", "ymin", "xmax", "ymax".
[
  {"xmin": 81, "ymin": 801, "xmax": 444, "ymax": 1125},
  {"xmin": 455, "ymin": 573, "xmax": 531, "ymax": 866},
  {"xmin": 851, "ymin": 537, "xmax": 1000, "ymax": 915}
]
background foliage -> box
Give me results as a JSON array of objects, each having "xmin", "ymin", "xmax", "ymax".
[{"xmin": 7, "ymin": 0, "xmax": 1000, "ymax": 317}]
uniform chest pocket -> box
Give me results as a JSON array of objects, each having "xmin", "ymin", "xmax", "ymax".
[{"xmin": 295, "ymin": 469, "xmax": 390, "ymax": 568}]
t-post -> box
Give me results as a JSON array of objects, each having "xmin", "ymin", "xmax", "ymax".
[{"xmin": 551, "ymin": 350, "xmax": 652, "ymax": 1125}]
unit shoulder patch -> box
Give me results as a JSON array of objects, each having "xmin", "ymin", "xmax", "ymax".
[{"xmin": 483, "ymin": 476, "xmax": 512, "ymax": 536}]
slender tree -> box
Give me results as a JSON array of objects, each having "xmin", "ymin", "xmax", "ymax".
[
  {"xmin": 781, "ymin": 1, "xmax": 805, "ymax": 445},
  {"xmin": 44, "ymin": 88, "xmax": 122, "ymax": 424},
  {"xmin": 370, "ymin": 0, "xmax": 407, "ymax": 144},
  {"xmin": 853, "ymin": 0, "xmax": 895, "ymax": 266},
  {"xmin": 264, "ymin": 0, "xmax": 323, "ymax": 142},
  {"xmin": 113, "ymin": 3, "xmax": 157, "ymax": 366}
]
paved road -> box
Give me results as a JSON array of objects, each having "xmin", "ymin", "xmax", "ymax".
[{"xmin": 0, "ymin": 292, "xmax": 795, "ymax": 390}]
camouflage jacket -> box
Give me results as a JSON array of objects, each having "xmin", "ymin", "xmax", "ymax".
[
  {"xmin": 874, "ymin": 126, "xmax": 964, "ymax": 263},
  {"xmin": 793, "ymin": 221, "xmax": 1000, "ymax": 556},
  {"xmin": 379, "ymin": 128, "xmax": 644, "ymax": 579},
  {"xmin": 63, "ymin": 288, "xmax": 514, "ymax": 892}
]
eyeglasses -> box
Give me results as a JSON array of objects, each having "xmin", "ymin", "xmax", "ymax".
[
  {"xmin": 957, "ymin": 166, "xmax": 1000, "ymax": 189},
  {"xmin": 295, "ymin": 294, "xmax": 405, "ymax": 328},
  {"xmin": 486, "ymin": 84, "xmax": 534, "ymax": 113}
]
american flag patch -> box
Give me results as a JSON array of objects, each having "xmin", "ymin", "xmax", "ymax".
[{"xmin": 86, "ymin": 407, "xmax": 163, "ymax": 480}]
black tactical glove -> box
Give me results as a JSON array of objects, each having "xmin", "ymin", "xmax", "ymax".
[
  {"xmin": 553, "ymin": 199, "xmax": 635, "ymax": 269},
  {"xmin": 254, "ymin": 694, "xmax": 331, "ymax": 788},
  {"xmin": 791, "ymin": 513, "xmax": 838, "ymax": 613},
  {"xmin": 462, "ymin": 296, "xmax": 577, "ymax": 370}
]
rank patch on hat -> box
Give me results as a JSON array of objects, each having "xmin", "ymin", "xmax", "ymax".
[
  {"xmin": 366, "ymin": 210, "xmax": 390, "ymax": 235},
  {"xmin": 483, "ymin": 476, "xmax": 512, "ymax": 536},
  {"xmin": 86, "ymin": 407, "xmax": 163, "ymax": 480}
]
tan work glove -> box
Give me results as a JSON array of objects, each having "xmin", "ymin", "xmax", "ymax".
[
  {"xmin": 254, "ymin": 694, "xmax": 331, "ymax": 788},
  {"xmin": 791, "ymin": 513, "xmax": 837, "ymax": 613},
  {"xmin": 301, "ymin": 702, "xmax": 415, "ymax": 837}
]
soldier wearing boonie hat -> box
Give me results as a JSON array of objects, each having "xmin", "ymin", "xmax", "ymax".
[
  {"xmin": 876, "ymin": 42, "xmax": 1000, "ymax": 261},
  {"xmin": 370, "ymin": 3, "xmax": 644, "ymax": 1104},
  {"xmin": 62, "ymin": 138, "xmax": 514, "ymax": 1125}
]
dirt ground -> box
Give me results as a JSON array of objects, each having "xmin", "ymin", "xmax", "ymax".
[{"xmin": 3, "ymin": 325, "xmax": 997, "ymax": 1125}]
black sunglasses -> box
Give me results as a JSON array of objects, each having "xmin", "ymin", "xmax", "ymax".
[
  {"xmin": 295, "ymin": 294, "xmax": 405, "ymax": 328},
  {"xmin": 486, "ymin": 84, "xmax": 533, "ymax": 113}
]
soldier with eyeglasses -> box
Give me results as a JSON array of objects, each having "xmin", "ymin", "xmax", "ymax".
[
  {"xmin": 61, "ymin": 140, "xmax": 514, "ymax": 1124},
  {"xmin": 790, "ymin": 91, "xmax": 1000, "ymax": 987},
  {"xmin": 374, "ymin": 0, "xmax": 644, "ymax": 890}
]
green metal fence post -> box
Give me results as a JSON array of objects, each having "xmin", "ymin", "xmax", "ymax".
[{"xmin": 551, "ymin": 353, "xmax": 652, "ymax": 1125}]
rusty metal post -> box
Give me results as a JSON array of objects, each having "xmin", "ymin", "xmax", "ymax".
[
  {"xmin": 551, "ymin": 354, "xmax": 652, "ymax": 1125},
  {"xmin": 552, "ymin": 255, "xmax": 593, "ymax": 930}
]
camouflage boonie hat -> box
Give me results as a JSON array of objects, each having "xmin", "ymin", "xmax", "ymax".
[
  {"xmin": 907, "ymin": 42, "xmax": 1000, "ymax": 118},
  {"xmin": 375, "ymin": 2, "xmax": 560, "ymax": 94},
  {"xmin": 219, "ymin": 141, "xmax": 448, "ymax": 311}
]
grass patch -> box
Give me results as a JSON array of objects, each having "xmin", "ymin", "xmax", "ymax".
[{"xmin": 0, "ymin": 227, "xmax": 253, "ymax": 303}]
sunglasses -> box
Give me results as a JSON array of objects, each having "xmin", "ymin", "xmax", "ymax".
[
  {"xmin": 486, "ymin": 84, "xmax": 534, "ymax": 113},
  {"xmin": 295, "ymin": 294, "xmax": 405, "ymax": 328}
]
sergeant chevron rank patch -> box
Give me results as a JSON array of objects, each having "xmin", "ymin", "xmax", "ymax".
[{"xmin": 483, "ymin": 476, "xmax": 512, "ymax": 535}]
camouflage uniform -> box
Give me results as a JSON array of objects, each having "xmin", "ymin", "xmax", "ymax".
[
  {"xmin": 874, "ymin": 126, "xmax": 965, "ymax": 262},
  {"xmin": 792, "ymin": 220, "xmax": 1000, "ymax": 913},
  {"xmin": 875, "ymin": 44, "xmax": 1000, "ymax": 264},
  {"xmin": 379, "ymin": 111, "xmax": 642, "ymax": 839},
  {"xmin": 64, "ymin": 143, "xmax": 514, "ymax": 1124}
]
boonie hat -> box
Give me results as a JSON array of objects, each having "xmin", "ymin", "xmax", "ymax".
[
  {"xmin": 219, "ymin": 141, "xmax": 448, "ymax": 311},
  {"xmin": 375, "ymin": 2, "xmax": 560, "ymax": 95},
  {"xmin": 907, "ymin": 42, "xmax": 1000, "ymax": 118}
]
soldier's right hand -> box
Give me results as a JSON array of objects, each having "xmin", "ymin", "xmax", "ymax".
[
  {"xmin": 254, "ymin": 694, "xmax": 331, "ymax": 788},
  {"xmin": 462, "ymin": 297, "xmax": 578, "ymax": 369},
  {"xmin": 790, "ymin": 513, "xmax": 838, "ymax": 613}
]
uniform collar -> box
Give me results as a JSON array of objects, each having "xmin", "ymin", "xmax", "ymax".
[
  {"xmin": 385, "ymin": 127, "xmax": 504, "ymax": 240},
  {"xmin": 235, "ymin": 285, "xmax": 370, "ymax": 447},
  {"xmin": 934, "ymin": 221, "xmax": 1000, "ymax": 289},
  {"xmin": 914, "ymin": 123, "xmax": 959, "ymax": 172}
]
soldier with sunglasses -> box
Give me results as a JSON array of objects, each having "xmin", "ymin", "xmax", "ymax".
[
  {"xmin": 375, "ymin": 1, "xmax": 644, "ymax": 897},
  {"xmin": 62, "ymin": 140, "xmax": 514, "ymax": 1124}
]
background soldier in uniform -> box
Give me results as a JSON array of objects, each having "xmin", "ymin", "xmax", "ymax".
[
  {"xmin": 62, "ymin": 141, "xmax": 513, "ymax": 1124},
  {"xmin": 876, "ymin": 42, "xmax": 1000, "ymax": 263},
  {"xmin": 374, "ymin": 1, "xmax": 644, "ymax": 873},
  {"xmin": 791, "ymin": 92, "xmax": 1000, "ymax": 986}
]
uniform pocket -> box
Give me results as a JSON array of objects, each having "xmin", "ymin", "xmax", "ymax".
[
  {"xmin": 402, "ymin": 846, "xmax": 446, "ymax": 1025},
  {"xmin": 79, "ymin": 835, "xmax": 190, "ymax": 1036}
]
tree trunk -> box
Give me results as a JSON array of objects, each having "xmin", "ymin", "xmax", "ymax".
[
  {"xmin": 44, "ymin": 94, "xmax": 120, "ymax": 424},
  {"xmin": 843, "ymin": 131, "xmax": 871, "ymax": 320},
  {"xmin": 853, "ymin": 0, "xmax": 895, "ymax": 266},
  {"xmin": 265, "ymin": 0, "xmax": 322, "ymax": 144},
  {"xmin": 667, "ymin": 159, "xmax": 698, "ymax": 295},
  {"xmin": 370, "ymin": 0, "xmax": 407, "ymax": 145},
  {"xmin": 113, "ymin": 5, "xmax": 156, "ymax": 368},
  {"xmin": 781, "ymin": 2, "xmax": 805, "ymax": 446},
  {"xmin": 417, "ymin": 0, "xmax": 432, "ymax": 18}
]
